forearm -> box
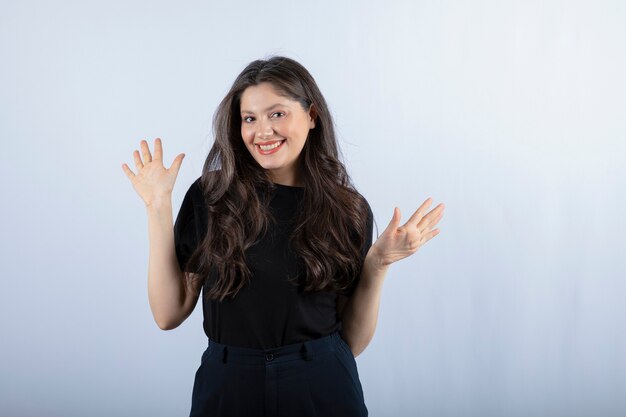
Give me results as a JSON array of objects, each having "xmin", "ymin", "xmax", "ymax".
[
  {"xmin": 146, "ymin": 199, "xmax": 186, "ymax": 330},
  {"xmin": 340, "ymin": 247, "xmax": 389, "ymax": 357}
]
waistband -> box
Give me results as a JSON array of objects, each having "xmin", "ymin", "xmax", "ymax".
[{"xmin": 205, "ymin": 330, "xmax": 345, "ymax": 365}]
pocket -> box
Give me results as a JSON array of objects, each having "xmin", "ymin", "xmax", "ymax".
[{"xmin": 332, "ymin": 340, "xmax": 366, "ymax": 405}]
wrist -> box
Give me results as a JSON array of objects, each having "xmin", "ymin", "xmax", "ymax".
[
  {"xmin": 145, "ymin": 197, "xmax": 172, "ymax": 212},
  {"xmin": 365, "ymin": 245, "xmax": 390, "ymax": 273}
]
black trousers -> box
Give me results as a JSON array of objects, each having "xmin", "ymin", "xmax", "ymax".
[{"xmin": 189, "ymin": 330, "xmax": 368, "ymax": 417}]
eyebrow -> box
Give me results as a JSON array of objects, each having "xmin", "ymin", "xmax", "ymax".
[{"xmin": 240, "ymin": 103, "xmax": 289, "ymax": 114}]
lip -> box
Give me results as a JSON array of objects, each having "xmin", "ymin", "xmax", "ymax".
[
  {"xmin": 254, "ymin": 139, "xmax": 284, "ymax": 146},
  {"xmin": 255, "ymin": 139, "xmax": 285, "ymax": 155}
]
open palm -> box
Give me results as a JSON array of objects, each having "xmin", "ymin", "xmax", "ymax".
[
  {"xmin": 121, "ymin": 138, "xmax": 185, "ymax": 207},
  {"xmin": 371, "ymin": 198, "xmax": 445, "ymax": 267}
]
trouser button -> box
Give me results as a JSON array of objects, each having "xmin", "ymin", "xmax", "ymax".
[{"xmin": 265, "ymin": 353, "xmax": 274, "ymax": 362}]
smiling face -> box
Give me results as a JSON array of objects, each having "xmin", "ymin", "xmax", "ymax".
[{"xmin": 240, "ymin": 82, "xmax": 316, "ymax": 187}]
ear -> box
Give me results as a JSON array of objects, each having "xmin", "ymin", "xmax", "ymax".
[{"xmin": 308, "ymin": 103, "xmax": 317, "ymax": 129}]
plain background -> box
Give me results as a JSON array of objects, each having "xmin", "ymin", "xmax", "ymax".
[{"xmin": 1, "ymin": 0, "xmax": 624, "ymax": 416}]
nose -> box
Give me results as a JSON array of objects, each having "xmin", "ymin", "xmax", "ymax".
[{"xmin": 257, "ymin": 117, "xmax": 274, "ymax": 139}]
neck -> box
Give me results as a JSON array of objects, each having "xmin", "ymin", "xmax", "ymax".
[{"xmin": 268, "ymin": 167, "xmax": 303, "ymax": 187}]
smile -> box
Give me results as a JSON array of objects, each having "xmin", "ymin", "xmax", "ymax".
[{"xmin": 256, "ymin": 140, "xmax": 285, "ymax": 154}]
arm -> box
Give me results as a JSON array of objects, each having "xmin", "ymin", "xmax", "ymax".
[
  {"xmin": 339, "ymin": 246, "xmax": 389, "ymax": 357},
  {"xmin": 340, "ymin": 200, "xmax": 446, "ymax": 357},
  {"xmin": 122, "ymin": 138, "xmax": 199, "ymax": 330},
  {"xmin": 146, "ymin": 198, "xmax": 202, "ymax": 330}
]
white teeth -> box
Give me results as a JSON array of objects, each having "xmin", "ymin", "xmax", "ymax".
[{"xmin": 259, "ymin": 141, "xmax": 282, "ymax": 151}]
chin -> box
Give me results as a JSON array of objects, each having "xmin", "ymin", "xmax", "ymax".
[
  {"xmin": 252, "ymin": 159, "xmax": 277, "ymax": 169},
  {"xmin": 261, "ymin": 163, "xmax": 283, "ymax": 171}
]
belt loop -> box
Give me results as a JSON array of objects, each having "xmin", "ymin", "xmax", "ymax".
[
  {"xmin": 301, "ymin": 343, "xmax": 311, "ymax": 361},
  {"xmin": 222, "ymin": 346, "xmax": 228, "ymax": 364}
]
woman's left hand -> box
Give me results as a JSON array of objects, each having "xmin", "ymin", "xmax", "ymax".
[{"xmin": 369, "ymin": 198, "xmax": 445, "ymax": 268}]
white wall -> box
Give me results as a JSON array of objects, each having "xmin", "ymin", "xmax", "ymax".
[{"xmin": 1, "ymin": 1, "xmax": 624, "ymax": 416}]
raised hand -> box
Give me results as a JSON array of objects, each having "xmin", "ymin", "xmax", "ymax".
[
  {"xmin": 121, "ymin": 138, "xmax": 185, "ymax": 207},
  {"xmin": 370, "ymin": 198, "xmax": 445, "ymax": 267}
]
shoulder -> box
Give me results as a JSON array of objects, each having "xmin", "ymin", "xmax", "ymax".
[
  {"xmin": 190, "ymin": 175, "xmax": 202, "ymax": 191},
  {"xmin": 187, "ymin": 171, "xmax": 222, "ymax": 207},
  {"xmin": 188, "ymin": 171, "xmax": 217, "ymax": 196},
  {"xmin": 179, "ymin": 176, "xmax": 202, "ymax": 204}
]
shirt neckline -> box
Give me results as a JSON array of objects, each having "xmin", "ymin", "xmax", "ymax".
[{"xmin": 272, "ymin": 182, "xmax": 305, "ymax": 191}]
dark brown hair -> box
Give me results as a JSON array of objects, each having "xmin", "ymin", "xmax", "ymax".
[{"xmin": 184, "ymin": 55, "xmax": 373, "ymax": 302}]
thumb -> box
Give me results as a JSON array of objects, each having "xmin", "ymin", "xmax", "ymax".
[
  {"xmin": 383, "ymin": 206, "xmax": 402, "ymax": 234},
  {"xmin": 170, "ymin": 153, "xmax": 185, "ymax": 177}
]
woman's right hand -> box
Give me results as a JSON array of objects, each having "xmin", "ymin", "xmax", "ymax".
[{"xmin": 121, "ymin": 138, "xmax": 185, "ymax": 208}]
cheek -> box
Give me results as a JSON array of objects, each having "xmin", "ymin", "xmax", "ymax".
[{"xmin": 241, "ymin": 126, "xmax": 252, "ymax": 142}]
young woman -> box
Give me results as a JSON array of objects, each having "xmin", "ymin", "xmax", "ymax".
[{"xmin": 122, "ymin": 56, "xmax": 445, "ymax": 417}]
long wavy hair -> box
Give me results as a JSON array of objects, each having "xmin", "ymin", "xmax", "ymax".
[{"xmin": 184, "ymin": 55, "xmax": 373, "ymax": 302}]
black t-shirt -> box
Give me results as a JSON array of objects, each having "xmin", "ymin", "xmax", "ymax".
[{"xmin": 173, "ymin": 176, "xmax": 374, "ymax": 349}]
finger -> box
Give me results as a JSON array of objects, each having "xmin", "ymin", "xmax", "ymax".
[
  {"xmin": 121, "ymin": 163, "xmax": 136, "ymax": 180},
  {"xmin": 141, "ymin": 139, "xmax": 153, "ymax": 163},
  {"xmin": 422, "ymin": 228, "xmax": 441, "ymax": 245},
  {"xmin": 133, "ymin": 150, "xmax": 144, "ymax": 170},
  {"xmin": 383, "ymin": 207, "xmax": 402, "ymax": 234},
  {"xmin": 153, "ymin": 138, "xmax": 163, "ymax": 161},
  {"xmin": 169, "ymin": 153, "xmax": 185, "ymax": 177},
  {"xmin": 418, "ymin": 204, "xmax": 445, "ymax": 229},
  {"xmin": 405, "ymin": 197, "xmax": 432, "ymax": 227},
  {"xmin": 417, "ymin": 210, "xmax": 444, "ymax": 236}
]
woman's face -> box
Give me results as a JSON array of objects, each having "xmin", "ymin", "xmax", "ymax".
[{"xmin": 240, "ymin": 82, "xmax": 315, "ymax": 187}]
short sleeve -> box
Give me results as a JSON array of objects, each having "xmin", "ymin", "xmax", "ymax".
[
  {"xmin": 342, "ymin": 199, "xmax": 374, "ymax": 297},
  {"xmin": 173, "ymin": 179, "xmax": 201, "ymax": 273}
]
